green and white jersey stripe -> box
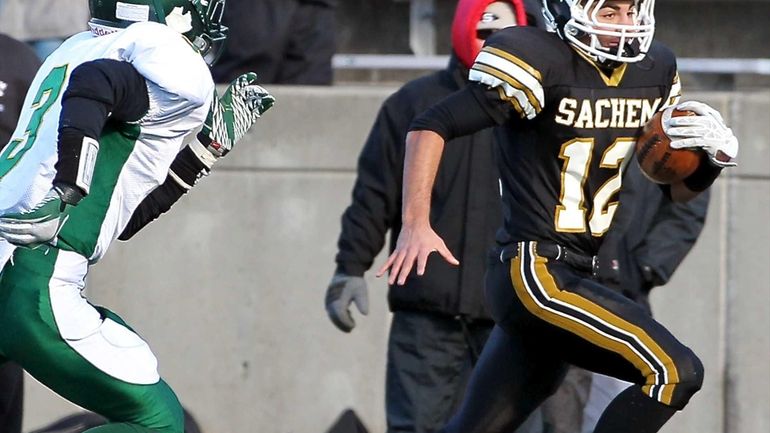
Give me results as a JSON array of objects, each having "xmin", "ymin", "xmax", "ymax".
[{"xmin": 0, "ymin": 21, "xmax": 213, "ymax": 263}]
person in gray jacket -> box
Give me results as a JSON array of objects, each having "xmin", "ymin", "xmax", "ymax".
[
  {"xmin": 583, "ymin": 156, "xmax": 710, "ymax": 433},
  {"xmin": 540, "ymin": 155, "xmax": 711, "ymax": 433},
  {"xmin": 0, "ymin": 24, "xmax": 42, "ymax": 433}
]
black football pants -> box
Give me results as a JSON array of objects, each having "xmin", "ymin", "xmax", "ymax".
[
  {"xmin": 385, "ymin": 311, "xmax": 544, "ymax": 433},
  {"xmin": 441, "ymin": 241, "xmax": 704, "ymax": 433}
]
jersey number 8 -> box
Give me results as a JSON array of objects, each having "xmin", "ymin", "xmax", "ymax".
[{"xmin": 0, "ymin": 65, "xmax": 69, "ymax": 179}]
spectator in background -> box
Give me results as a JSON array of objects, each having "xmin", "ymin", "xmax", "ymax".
[
  {"xmin": 211, "ymin": 0, "xmax": 337, "ymax": 85},
  {"xmin": 323, "ymin": 2, "xmax": 541, "ymax": 433},
  {"xmin": 0, "ymin": 31, "xmax": 41, "ymax": 147},
  {"xmin": 0, "ymin": 21, "xmax": 42, "ymax": 433},
  {"xmin": 574, "ymin": 157, "xmax": 711, "ymax": 433},
  {"xmin": 0, "ymin": 0, "xmax": 89, "ymax": 61}
]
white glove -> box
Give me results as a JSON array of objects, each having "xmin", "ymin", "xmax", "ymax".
[
  {"xmin": 0, "ymin": 190, "xmax": 67, "ymax": 247},
  {"xmin": 663, "ymin": 101, "xmax": 739, "ymax": 168}
]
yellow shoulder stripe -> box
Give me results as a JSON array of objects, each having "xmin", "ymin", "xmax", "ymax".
[
  {"xmin": 482, "ymin": 46, "xmax": 543, "ymax": 82},
  {"xmin": 472, "ymin": 63, "xmax": 543, "ymax": 114}
]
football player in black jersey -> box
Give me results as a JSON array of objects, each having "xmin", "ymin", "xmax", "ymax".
[{"xmin": 376, "ymin": 1, "xmax": 739, "ymax": 433}]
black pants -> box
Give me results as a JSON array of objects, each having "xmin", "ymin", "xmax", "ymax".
[
  {"xmin": 0, "ymin": 362, "xmax": 23, "ymax": 433},
  {"xmin": 211, "ymin": 0, "xmax": 336, "ymax": 84},
  {"xmin": 442, "ymin": 241, "xmax": 704, "ymax": 433},
  {"xmin": 386, "ymin": 311, "xmax": 543, "ymax": 433}
]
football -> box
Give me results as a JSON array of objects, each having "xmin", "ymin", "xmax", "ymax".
[{"xmin": 635, "ymin": 109, "xmax": 702, "ymax": 184}]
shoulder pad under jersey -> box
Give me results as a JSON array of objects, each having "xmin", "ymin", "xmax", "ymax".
[
  {"xmin": 114, "ymin": 21, "xmax": 213, "ymax": 108},
  {"xmin": 469, "ymin": 26, "xmax": 570, "ymax": 120}
]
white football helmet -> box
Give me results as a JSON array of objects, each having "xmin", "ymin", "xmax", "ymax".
[{"xmin": 542, "ymin": 0, "xmax": 656, "ymax": 63}]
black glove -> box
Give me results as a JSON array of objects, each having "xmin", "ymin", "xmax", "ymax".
[{"xmin": 325, "ymin": 273, "xmax": 369, "ymax": 333}]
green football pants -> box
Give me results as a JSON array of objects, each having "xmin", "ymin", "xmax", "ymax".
[{"xmin": 0, "ymin": 246, "xmax": 183, "ymax": 433}]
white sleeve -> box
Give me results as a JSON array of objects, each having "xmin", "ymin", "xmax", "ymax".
[{"xmin": 112, "ymin": 22, "xmax": 215, "ymax": 138}]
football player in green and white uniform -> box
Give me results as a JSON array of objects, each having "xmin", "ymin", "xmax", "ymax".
[{"xmin": 0, "ymin": 1, "xmax": 274, "ymax": 432}]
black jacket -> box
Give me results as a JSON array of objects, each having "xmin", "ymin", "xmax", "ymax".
[
  {"xmin": 335, "ymin": 57, "xmax": 502, "ymax": 321},
  {"xmin": 211, "ymin": 0, "xmax": 335, "ymax": 84},
  {"xmin": 596, "ymin": 156, "xmax": 710, "ymax": 314},
  {"xmin": 0, "ymin": 34, "xmax": 41, "ymax": 148}
]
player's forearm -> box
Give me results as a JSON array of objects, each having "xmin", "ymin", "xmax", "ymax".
[
  {"xmin": 668, "ymin": 156, "xmax": 723, "ymax": 202},
  {"xmin": 668, "ymin": 181, "xmax": 701, "ymax": 203},
  {"xmin": 119, "ymin": 144, "xmax": 211, "ymax": 240},
  {"xmin": 401, "ymin": 130, "xmax": 444, "ymax": 226}
]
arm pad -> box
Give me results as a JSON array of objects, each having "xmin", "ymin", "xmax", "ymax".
[
  {"xmin": 55, "ymin": 60, "xmax": 150, "ymax": 204},
  {"xmin": 59, "ymin": 59, "xmax": 149, "ymax": 134}
]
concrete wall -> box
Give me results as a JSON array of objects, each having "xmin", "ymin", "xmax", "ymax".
[{"xmin": 23, "ymin": 86, "xmax": 770, "ymax": 433}]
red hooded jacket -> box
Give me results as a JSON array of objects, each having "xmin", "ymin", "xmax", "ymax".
[{"xmin": 451, "ymin": 0, "xmax": 528, "ymax": 69}]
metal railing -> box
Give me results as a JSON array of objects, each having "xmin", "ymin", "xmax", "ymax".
[{"xmin": 333, "ymin": 54, "xmax": 770, "ymax": 75}]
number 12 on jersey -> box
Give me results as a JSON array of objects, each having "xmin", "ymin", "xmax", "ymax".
[{"xmin": 555, "ymin": 137, "xmax": 635, "ymax": 236}]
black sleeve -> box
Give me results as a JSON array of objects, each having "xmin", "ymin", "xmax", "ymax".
[
  {"xmin": 119, "ymin": 145, "xmax": 210, "ymax": 240},
  {"xmin": 634, "ymin": 188, "xmax": 710, "ymax": 286},
  {"xmin": 334, "ymin": 97, "xmax": 405, "ymax": 276},
  {"xmin": 408, "ymin": 84, "xmax": 503, "ymax": 141},
  {"xmin": 55, "ymin": 59, "xmax": 150, "ymax": 203},
  {"xmin": 682, "ymin": 153, "xmax": 723, "ymax": 192}
]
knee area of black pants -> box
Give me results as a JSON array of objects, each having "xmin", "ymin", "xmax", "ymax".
[{"xmin": 668, "ymin": 350, "xmax": 704, "ymax": 410}]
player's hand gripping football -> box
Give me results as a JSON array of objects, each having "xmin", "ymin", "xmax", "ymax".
[
  {"xmin": 198, "ymin": 72, "xmax": 275, "ymax": 158},
  {"xmin": 0, "ymin": 189, "xmax": 67, "ymax": 248},
  {"xmin": 376, "ymin": 224, "xmax": 459, "ymax": 286},
  {"xmin": 663, "ymin": 101, "xmax": 739, "ymax": 168},
  {"xmin": 325, "ymin": 273, "xmax": 369, "ymax": 332}
]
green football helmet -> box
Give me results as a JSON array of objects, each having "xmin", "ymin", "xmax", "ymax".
[{"xmin": 88, "ymin": 0, "xmax": 228, "ymax": 65}]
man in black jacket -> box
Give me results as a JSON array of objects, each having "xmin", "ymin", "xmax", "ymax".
[
  {"xmin": 597, "ymin": 158, "xmax": 710, "ymax": 315},
  {"xmin": 0, "ymin": 32, "xmax": 41, "ymax": 149},
  {"xmin": 0, "ymin": 28, "xmax": 42, "ymax": 433},
  {"xmin": 324, "ymin": 2, "xmax": 539, "ymax": 433},
  {"xmin": 211, "ymin": 0, "xmax": 336, "ymax": 85}
]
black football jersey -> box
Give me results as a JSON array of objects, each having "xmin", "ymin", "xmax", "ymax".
[{"xmin": 469, "ymin": 26, "xmax": 681, "ymax": 256}]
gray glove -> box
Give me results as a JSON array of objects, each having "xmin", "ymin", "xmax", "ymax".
[{"xmin": 325, "ymin": 273, "xmax": 369, "ymax": 332}]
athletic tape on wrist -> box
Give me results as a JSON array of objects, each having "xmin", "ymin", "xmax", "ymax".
[
  {"xmin": 188, "ymin": 137, "xmax": 218, "ymax": 169},
  {"xmin": 76, "ymin": 137, "xmax": 100, "ymax": 195}
]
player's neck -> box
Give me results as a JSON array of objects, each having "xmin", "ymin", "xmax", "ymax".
[{"xmin": 572, "ymin": 45, "xmax": 628, "ymax": 86}]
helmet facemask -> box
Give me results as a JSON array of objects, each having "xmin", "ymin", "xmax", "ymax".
[
  {"xmin": 187, "ymin": 0, "xmax": 228, "ymax": 66},
  {"xmin": 543, "ymin": 0, "xmax": 655, "ymax": 64}
]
